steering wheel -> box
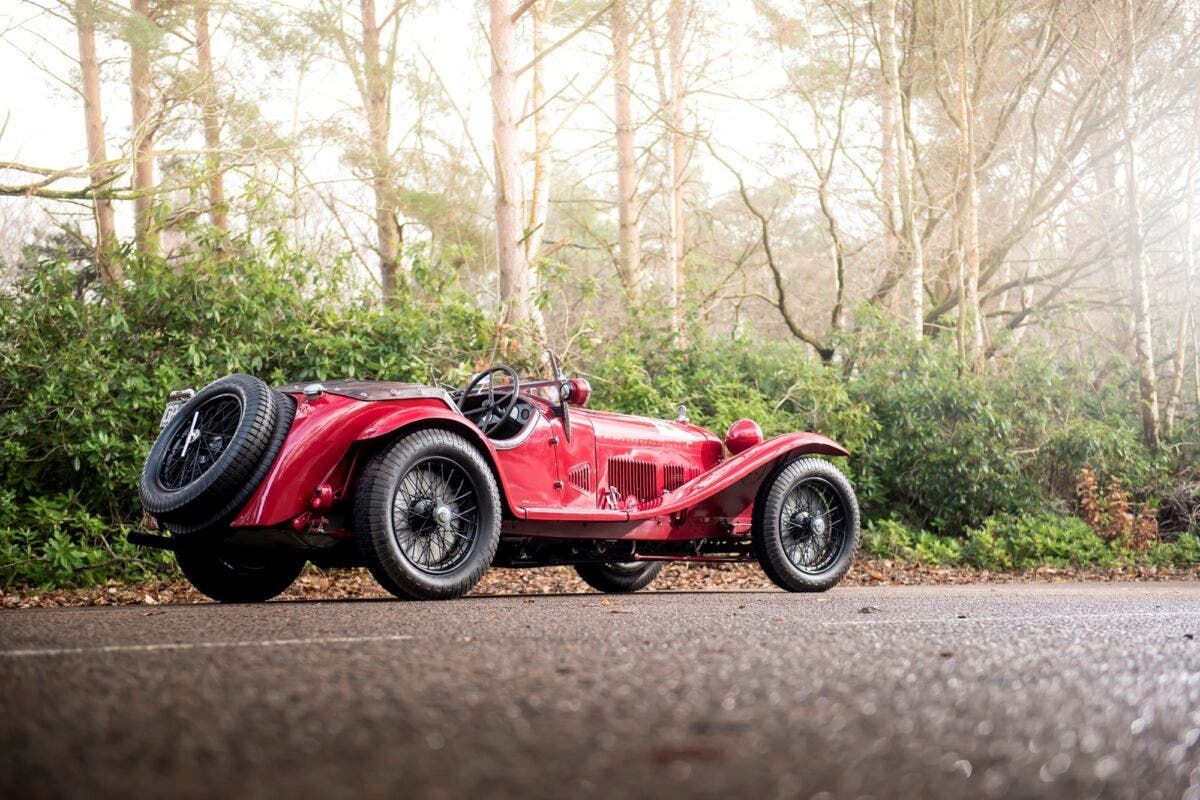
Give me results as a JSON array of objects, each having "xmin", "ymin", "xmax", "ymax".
[{"xmin": 458, "ymin": 365, "xmax": 521, "ymax": 436}]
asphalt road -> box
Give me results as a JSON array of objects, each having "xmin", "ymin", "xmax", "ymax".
[{"xmin": 2, "ymin": 582, "xmax": 1199, "ymax": 800}]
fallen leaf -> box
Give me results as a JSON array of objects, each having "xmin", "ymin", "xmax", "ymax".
[{"xmin": 859, "ymin": 606, "xmax": 882, "ymax": 614}]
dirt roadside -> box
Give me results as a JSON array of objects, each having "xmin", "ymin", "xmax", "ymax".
[{"xmin": 3, "ymin": 559, "xmax": 1197, "ymax": 609}]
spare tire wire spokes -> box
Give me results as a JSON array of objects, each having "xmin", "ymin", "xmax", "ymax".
[{"xmin": 159, "ymin": 393, "xmax": 243, "ymax": 490}]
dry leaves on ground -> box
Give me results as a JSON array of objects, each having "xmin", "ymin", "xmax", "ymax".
[{"xmin": 3, "ymin": 560, "xmax": 1197, "ymax": 609}]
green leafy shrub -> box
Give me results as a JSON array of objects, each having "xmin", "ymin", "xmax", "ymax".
[
  {"xmin": 862, "ymin": 518, "xmax": 962, "ymax": 564},
  {"xmin": 1146, "ymin": 534, "xmax": 1200, "ymax": 567},
  {"xmin": 0, "ymin": 238, "xmax": 490, "ymax": 587},
  {"xmin": 2, "ymin": 237, "xmax": 1195, "ymax": 588},
  {"xmin": 962, "ymin": 513, "xmax": 1114, "ymax": 570},
  {"xmin": 841, "ymin": 309, "xmax": 1169, "ymax": 534},
  {"xmin": 587, "ymin": 334, "xmax": 876, "ymax": 455}
]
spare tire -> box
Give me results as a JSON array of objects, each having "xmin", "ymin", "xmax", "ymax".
[
  {"xmin": 139, "ymin": 374, "xmax": 292, "ymax": 534},
  {"xmin": 161, "ymin": 393, "xmax": 297, "ymax": 536}
]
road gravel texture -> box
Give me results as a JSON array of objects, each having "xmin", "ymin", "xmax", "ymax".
[{"xmin": 2, "ymin": 582, "xmax": 1199, "ymax": 799}]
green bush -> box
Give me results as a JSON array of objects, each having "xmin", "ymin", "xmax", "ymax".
[
  {"xmin": 0, "ymin": 238, "xmax": 490, "ymax": 587},
  {"xmin": 862, "ymin": 518, "xmax": 963, "ymax": 564},
  {"xmin": 841, "ymin": 309, "xmax": 1168, "ymax": 534},
  {"xmin": 1146, "ymin": 534, "xmax": 1200, "ymax": 567},
  {"xmin": 864, "ymin": 514, "xmax": 1200, "ymax": 571},
  {"xmin": 2, "ymin": 237, "xmax": 1195, "ymax": 589},
  {"xmin": 961, "ymin": 513, "xmax": 1114, "ymax": 570},
  {"xmin": 587, "ymin": 333, "xmax": 876, "ymax": 455}
]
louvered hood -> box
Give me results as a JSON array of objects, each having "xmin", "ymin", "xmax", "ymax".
[{"xmin": 577, "ymin": 408, "xmax": 724, "ymax": 512}]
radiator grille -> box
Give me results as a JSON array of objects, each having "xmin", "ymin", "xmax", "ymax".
[
  {"xmin": 606, "ymin": 457, "xmax": 658, "ymax": 502},
  {"xmin": 567, "ymin": 463, "xmax": 592, "ymax": 492}
]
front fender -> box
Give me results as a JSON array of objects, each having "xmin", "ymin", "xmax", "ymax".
[{"xmin": 628, "ymin": 432, "xmax": 848, "ymax": 520}]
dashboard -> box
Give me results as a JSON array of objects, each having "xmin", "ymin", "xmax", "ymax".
[{"xmin": 458, "ymin": 392, "xmax": 538, "ymax": 445}]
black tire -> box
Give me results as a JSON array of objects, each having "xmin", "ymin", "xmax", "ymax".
[
  {"xmin": 751, "ymin": 458, "xmax": 860, "ymax": 592},
  {"xmin": 355, "ymin": 429, "xmax": 501, "ymax": 600},
  {"xmin": 139, "ymin": 374, "xmax": 293, "ymax": 534},
  {"xmin": 175, "ymin": 545, "xmax": 305, "ymax": 603},
  {"xmin": 575, "ymin": 561, "xmax": 663, "ymax": 593},
  {"xmin": 161, "ymin": 393, "xmax": 296, "ymax": 536}
]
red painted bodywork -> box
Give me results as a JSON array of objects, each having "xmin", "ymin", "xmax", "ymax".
[{"xmin": 230, "ymin": 382, "xmax": 849, "ymax": 543}]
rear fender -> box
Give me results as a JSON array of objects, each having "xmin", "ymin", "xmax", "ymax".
[
  {"xmin": 356, "ymin": 407, "xmax": 520, "ymax": 517},
  {"xmin": 230, "ymin": 395, "xmax": 516, "ymax": 527}
]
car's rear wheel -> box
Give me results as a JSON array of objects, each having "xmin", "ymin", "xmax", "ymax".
[
  {"xmin": 574, "ymin": 561, "xmax": 663, "ymax": 593},
  {"xmin": 751, "ymin": 458, "xmax": 859, "ymax": 592},
  {"xmin": 355, "ymin": 429, "xmax": 501, "ymax": 600},
  {"xmin": 139, "ymin": 374, "xmax": 295, "ymax": 535},
  {"xmin": 175, "ymin": 545, "xmax": 305, "ymax": 603}
]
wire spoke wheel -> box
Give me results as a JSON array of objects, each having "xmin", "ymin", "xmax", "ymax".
[
  {"xmin": 751, "ymin": 458, "xmax": 860, "ymax": 592},
  {"xmin": 390, "ymin": 456, "xmax": 480, "ymax": 575},
  {"xmin": 778, "ymin": 477, "xmax": 848, "ymax": 573},
  {"xmin": 356, "ymin": 429, "xmax": 501, "ymax": 600},
  {"xmin": 157, "ymin": 393, "xmax": 244, "ymax": 491}
]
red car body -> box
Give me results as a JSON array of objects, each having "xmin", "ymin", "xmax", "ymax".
[{"xmin": 222, "ymin": 378, "xmax": 848, "ymax": 559}]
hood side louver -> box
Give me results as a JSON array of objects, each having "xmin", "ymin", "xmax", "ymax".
[{"xmin": 567, "ymin": 463, "xmax": 592, "ymax": 492}]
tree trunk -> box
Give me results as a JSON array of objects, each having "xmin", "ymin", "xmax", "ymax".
[
  {"xmin": 613, "ymin": 0, "xmax": 641, "ymax": 293},
  {"xmin": 524, "ymin": 1, "xmax": 551, "ymax": 267},
  {"xmin": 361, "ymin": 0, "xmax": 401, "ymax": 303},
  {"xmin": 878, "ymin": 0, "xmax": 923, "ymax": 338},
  {"xmin": 874, "ymin": 0, "xmax": 899, "ymax": 284},
  {"xmin": 878, "ymin": 22, "xmax": 898, "ymax": 267},
  {"xmin": 490, "ymin": 0, "xmax": 541, "ymax": 334},
  {"xmin": 195, "ymin": 0, "xmax": 226, "ymax": 231},
  {"xmin": 1165, "ymin": 82, "xmax": 1199, "ymax": 434},
  {"xmin": 130, "ymin": 0, "xmax": 156, "ymax": 255},
  {"xmin": 74, "ymin": 0, "xmax": 119, "ymax": 283},
  {"xmin": 666, "ymin": 0, "xmax": 686, "ymax": 334},
  {"xmin": 958, "ymin": 0, "xmax": 983, "ymax": 370},
  {"xmin": 1119, "ymin": 0, "xmax": 1159, "ymax": 449}
]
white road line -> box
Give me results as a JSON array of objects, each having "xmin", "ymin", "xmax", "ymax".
[
  {"xmin": 810, "ymin": 610, "xmax": 1200, "ymax": 627},
  {"xmin": 0, "ymin": 634, "xmax": 413, "ymax": 658}
]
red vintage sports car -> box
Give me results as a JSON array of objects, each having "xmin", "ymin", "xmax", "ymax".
[{"xmin": 135, "ymin": 358, "xmax": 860, "ymax": 601}]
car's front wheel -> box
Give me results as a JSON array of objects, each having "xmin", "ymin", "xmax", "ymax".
[
  {"xmin": 751, "ymin": 458, "xmax": 860, "ymax": 592},
  {"xmin": 574, "ymin": 561, "xmax": 663, "ymax": 593},
  {"xmin": 355, "ymin": 429, "xmax": 501, "ymax": 600},
  {"xmin": 175, "ymin": 545, "xmax": 305, "ymax": 603}
]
